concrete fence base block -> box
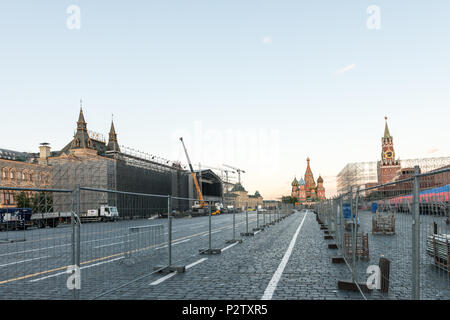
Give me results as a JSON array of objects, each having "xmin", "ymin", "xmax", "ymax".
[
  {"xmin": 0, "ymin": 238, "xmax": 26, "ymax": 243},
  {"xmin": 332, "ymin": 257, "xmax": 345, "ymax": 264},
  {"xmin": 199, "ymin": 249, "xmax": 222, "ymax": 255},
  {"xmin": 252, "ymin": 227, "xmax": 264, "ymax": 232},
  {"xmin": 225, "ymin": 239, "xmax": 243, "ymax": 244},
  {"xmin": 240, "ymin": 232, "xmax": 255, "ymax": 237},
  {"xmin": 328, "ymin": 244, "xmax": 338, "ymax": 249},
  {"xmin": 337, "ymin": 280, "xmax": 372, "ymax": 293},
  {"xmin": 324, "ymin": 235, "xmax": 333, "ymax": 240},
  {"xmin": 154, "ymin": 265, "xmax": 186, "ymax": 274}
]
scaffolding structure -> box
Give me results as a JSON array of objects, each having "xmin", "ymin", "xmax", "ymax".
[
  {"xmin": 48, "ymin": 148, "xmax": 192, "ymax": 215},
  {"xmin": 337, "ymin": 157, "xmax": 450, "ymax": 195}
]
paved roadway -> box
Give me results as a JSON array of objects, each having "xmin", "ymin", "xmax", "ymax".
[
  {"xmin": 0, "ymin": 210, "xmax": 271, "ymax": 299},
  {"xmin": 1, "ymin": 209, "xmax": 448, "ymax": 300}
]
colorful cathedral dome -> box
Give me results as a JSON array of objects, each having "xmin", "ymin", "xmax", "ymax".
[{"xmin": 291, "ymin": 177, "xmax": 299, "ymax": 186}]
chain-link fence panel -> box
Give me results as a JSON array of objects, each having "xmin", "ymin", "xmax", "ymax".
[{"xmin": 0, "ymin": 186, "xmax": 75, "ymax": 300}]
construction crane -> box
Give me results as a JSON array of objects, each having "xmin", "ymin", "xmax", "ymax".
[
  {"xmin": 180, "ymin": 137, "xmax": 205, "ymax": 210},
  {"xmin": 223, "ymin": 164, "xmax": 246, "ymax": 185}
]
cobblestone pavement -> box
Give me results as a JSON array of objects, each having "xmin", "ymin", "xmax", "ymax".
[
  {"xmin": 1, "ymin": 208, "xmax": 448, "ymax": 300},
  {"xmin": 103, "ymin": 210, "xmax": 363, "ymax": 300},
  {"xmin": 346, "ymin": 210, "xmax": 450, "ymax": 300}
]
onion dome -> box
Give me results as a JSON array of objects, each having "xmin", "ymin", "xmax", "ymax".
[{"xmin": 317, "ymin": 175, "xmax": 323, "ymax": 184}]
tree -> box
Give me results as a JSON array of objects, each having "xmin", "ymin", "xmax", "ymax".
[
  {"xmin": 282, "ymin": 196, "xmax": 297, "ymax": 205},
  {"xmin": 32, "ymin": 192, "xmax": 53, "ymax": 213},
  {"xmin": 14, "ymin": 192, "xmax": 32, "ymax": 208}
]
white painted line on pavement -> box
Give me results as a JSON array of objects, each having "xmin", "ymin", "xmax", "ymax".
[
  {"xmin": 94, "ymin": 241, "xmax": 128, "ymax": 249},
  {"xmin": 261, "ymin": 211, "xmax": 308, "ymax": 300},
  {"xmin": 155, "ymin": 239, "xmax": 191, "ymax": 250},
  {"xmin": 29, "ymin": 256, "xmax": 125, "ymax": 282},
  {"xmin": 149, "ymin": 258, "xmax": 208, "ymax": 286},
  {"xmin": 186, "ymin": 258, "xmax": 208, "ymax": 269},
  {"xmin": 202, "ymin": 230, "xmax": 221, "ymax": 237},
  {"xmin": 221, "ymin": 242, "xmax": 239, "ymax": 252},
  {"xmin": 149, "ymin": 271, "xmax": 177, "ymax": 285},
  {"xmin": 0, "ymin": 244, "xmax": 69, "ymax": 257},
  {"xmin": 0, "ymin": 256, "xmax": 50, "ymax": 268}
]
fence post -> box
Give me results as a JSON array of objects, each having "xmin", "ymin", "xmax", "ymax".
[
  {"xmin": 75, "ymin": 185, "xmax": 81, "ymax": 300},
  {"xmin": 226, "ymin": 202, "xmax": 242, "ymax": 243},
  {"xmin": 71, "ymin": 189, "xmax": 76, "ymax": 300},
  {"xmin": 352, "ymin": 186, "xmax": 360, "ymax": 283},
  {"xmin": 155, "ymin": 195, "xmax": 185, "ymax": 273},
  {"xmin": 233, "ymin": 206, "xmax": 236, "ymax": 238},
  {"xmin": 263, "ymin": 206, "xmax": 266, "ymax": 227},
  {"xmin": 246, "ymin": 203, "xmax": 249, "ymax": 233},
  {"xmin": 412, "ymin": 165, "xmax": 420, "ymax": 299},
  {"xmin": 209, "ymin": 200, "xmax": 212, "ymax": 252},
  {"xmin": 167, "ymin": 195, "xmax": 172, "ymax": 267}
]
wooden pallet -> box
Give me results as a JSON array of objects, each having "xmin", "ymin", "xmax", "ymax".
[
  {"xmin": 344, "ymin": 233, "xmax": 369, "ymax": 260},
  {"xmin": 427, "ymin": 234, "xmax": 450, "ymax": 272},
  {"xmin": 372, "ymin": 213, "xmax": 395, "ymax": 235}
]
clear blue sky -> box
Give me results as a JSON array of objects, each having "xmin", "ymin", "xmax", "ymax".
[{"xmin": 1, "ymin": 1, "xmax": 449, "ymax": 198}]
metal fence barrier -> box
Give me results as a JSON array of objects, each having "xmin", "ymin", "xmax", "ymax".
[
  {"xmin": 0, "ymin": 184, "xmax": 299, "ymax": 300},
  {"xmin": 315, "ymin": 166, "xmax": 450, "ymax": 300},
  {"xmin": 0, "ymin": 186, "xmax": 75, "ymax": 300}
]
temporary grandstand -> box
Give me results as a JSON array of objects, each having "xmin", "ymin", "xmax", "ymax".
[{"xmin": 337, "ymin": 157, "xmax": 450, "ymax": 195}]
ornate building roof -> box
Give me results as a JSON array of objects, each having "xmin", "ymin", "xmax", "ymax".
[
  {"xmin": 304, "ymin": 157, "xmax": 316, "ymax": 189},
  {"xmin": 291, "ymin": 177, "xmax": 298, "ymax": 186},
  {"xmin": 0, "ymin": 149, "xmax": 30, "ymax": 162},
  {"xmin": 59, "ymin": 108, "xmax": 120, "ymax": 157},
  {"xmin": 231, "ymin": 183, "xmax": 247, "ymax": 192}
]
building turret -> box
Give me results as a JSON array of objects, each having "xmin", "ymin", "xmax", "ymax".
[
  {"xmin": 107, "ymin": 120, "xmax": 120, "ymax": 152},
  {"xmin": 316, "ymin": 174, "xmax": 325, "ymax": 200},
  {"xmin": 291, "ymin": 177, "xmax": 299, "ymax": 198},
  {"xmin": 71, "ymin": 107, "xmax": 91, "ymax": 149},
  {"xmin": 304, "ymin": 157, "xmax": 316, "ymax": 199}
]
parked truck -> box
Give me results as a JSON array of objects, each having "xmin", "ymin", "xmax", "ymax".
[
  {"xmin": 80, "ymin": 205, "xmax": 119, "ymax": 222},
  {"xmin": 0, "ymin": 208, "xmax": 71, "ymax": 230}
]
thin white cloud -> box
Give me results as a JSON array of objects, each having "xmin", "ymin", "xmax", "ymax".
[
  {"xmin": 335, "ymin": 63, "xmax": 356, "ymax": 75},
  {"xmin": 263, "ymin": 36, "xmax": 272, "ymax": 44}
]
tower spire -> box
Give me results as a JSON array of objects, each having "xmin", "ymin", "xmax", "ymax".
[
  {"xmin": 384, "ymin": 116, "xmax": 391, "ymax": 138},
  {"xmin": 107, "ymin": 117, "xmax": 120, "ymax": 152},
  {"xmin": 72, "ymin": 103, "xmax": 90, "ymax": 149}
]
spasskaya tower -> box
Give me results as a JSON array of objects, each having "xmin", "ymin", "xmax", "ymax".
[{"xmin": 377, "ymin": 117, "xmax": 401, "ymax": 184}]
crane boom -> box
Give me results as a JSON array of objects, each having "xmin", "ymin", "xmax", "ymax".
[
  {"xmin": 223, "ymin": 164, "xmax": 246, "ymax": 184},
  {"xmin": 180, "ymin": 137, "xmax": 205, "ymax": 206}
]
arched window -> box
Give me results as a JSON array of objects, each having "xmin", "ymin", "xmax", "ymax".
[
  {"xmin": 1, "ymin": 168, "xmax": 7, "ymax": 180},
  {"xmin": 10, "ymin": 169, "xmax": 16, "ymax": 180},
  {"xmin": 29, "ymin": 172, "xmax": 33, "ymax": 183}
]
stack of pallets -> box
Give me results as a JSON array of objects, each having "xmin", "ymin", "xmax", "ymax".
[
  {"xmin": 372, "ymin": 213, "xmax": 395, "ymax": 235},
  {"xmin": 344, "ymin": 232, "xmax": 370, "ymax": 260},
  {"xmin": 426, "ymin": 233, "xmax": 450, "ymax": 272}
]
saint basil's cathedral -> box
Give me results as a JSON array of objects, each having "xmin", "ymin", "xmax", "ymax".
[{"xmin": 291, "ymin": 158, "xmax": 325, "ymax": 203}]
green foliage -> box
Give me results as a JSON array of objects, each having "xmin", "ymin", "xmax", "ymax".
[
  {"xmin": 282, "ymin": 196, "xmax": 298, "ymax": 204},
  {"xmin": 14, "ymin": 192, "xmax": 32, "ymax": 208},
  {"xmin": 32, "ymin": 192, "xmax": 53, "ymax": 213}
]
